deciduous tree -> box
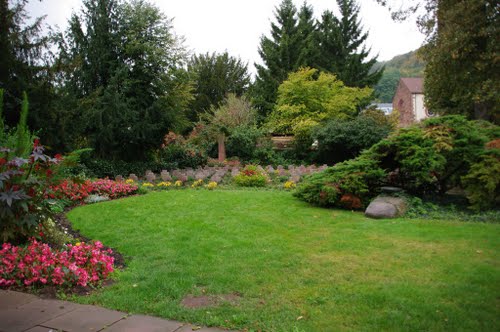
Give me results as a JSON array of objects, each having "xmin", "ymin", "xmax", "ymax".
[
  {"xmin": 266, "ymin": 67, "xmax": 373, "ymax": 135},
  {"xmin": 187, "ymin": 52, "xmax": 250, "ymax": 123}
]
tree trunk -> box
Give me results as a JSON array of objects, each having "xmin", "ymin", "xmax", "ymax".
[{"xmin": 217, "ymin": 133, "xmax": 226, "ymax": 162}]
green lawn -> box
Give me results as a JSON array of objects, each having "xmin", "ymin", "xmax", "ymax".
[{"xmin": 67, "ymin": 190, "xmax": 500, "ymax": 332}]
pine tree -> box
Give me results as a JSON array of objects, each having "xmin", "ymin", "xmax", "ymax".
[
  {"xmin": 317, "ymin": 0, "xmax": 382, "ymax": 88},
  {"xmin": 252, "ymin": 0, "xmax": 301, "ymax": 120}
]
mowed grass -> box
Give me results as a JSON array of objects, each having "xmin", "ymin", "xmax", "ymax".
[{"xmin": 67, "ymin": 190, "xmax": 500, "ymax": 331}]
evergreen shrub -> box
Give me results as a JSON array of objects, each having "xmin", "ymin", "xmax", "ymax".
[{"xmin": 295, "ymin": 115, "xmax": 499, "ymax": 211}]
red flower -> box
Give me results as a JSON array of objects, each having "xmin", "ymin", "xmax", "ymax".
[
  {"xmin": 0, "ymin": 158, "xmax": 6, "ymax": 166},
  {"xmin": 54, "ymin": 154, "xmax": 63, "ymax": 161}
]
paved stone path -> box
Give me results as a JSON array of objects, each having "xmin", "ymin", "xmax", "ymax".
[{"xmin": 0, "ymin": 290, "xmax": 235, "ymax": 332}]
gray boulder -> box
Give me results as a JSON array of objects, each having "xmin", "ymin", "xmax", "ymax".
[{"xmin": 365, "ymin": 196, "xmax": 407, "ymax": 219}]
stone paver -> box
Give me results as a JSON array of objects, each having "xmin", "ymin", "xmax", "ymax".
[
  {"xmin": 41, "ymin": 304, "xmax": 126, "ymax": 332},
  {"xmin": 24, "ymin": 327, "xmax": 60, "ymax": 332},
  {"xmin": 0, "ymin": 290, "xmax": 38, "ymax": 310},
  {"xmin": 0, "ymin": 290, "xmax": 237, "ymax": 332},
  {"xmin": 103, "ymin": 314, "xmax": 183, "ymax": 332},
  {"xmin": 0, "ymin": 298, "xmax": 77, "ymax": 332}
]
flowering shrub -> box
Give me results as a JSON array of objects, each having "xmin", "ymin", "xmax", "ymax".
[
  {"xmin": 46, "ymin": 179, "xmax": 94, "ymax": 203},
  {"xmin": 233, "ymin": 165, "xmax": 268, "ymax": 187},
  {"xmin": 141, "ymin": 182, "xmax": 154, "ymax": 188},
  {"xmin": 206, "ymin": 181, "xmax": 218, "ymax": 190},
  {"xmin": 91, "ymin": 179, "xmax": 138, "ymax": 199},
  {"xmin": 125, "ymin": 179, "xmax": 135, "ymax": 184},
  {"xmin": 191, "ymin": 179, "xmax": 203, "ymax": 188},
  {"xmin": 0, "ymin": 239, "xmax": 114, "ymax": 288},
  {"xmin": 284, "ymin": 181, "xmax": 296, "ymax": 190},
  {"xmin": 156, "ymin": 181, "xmax": 172, "ymax": 188},
  {"xmin": 174, "ymin": 180, "xmax": 183, "ymax": 187}
]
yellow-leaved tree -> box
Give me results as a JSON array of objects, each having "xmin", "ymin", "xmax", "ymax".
[{"xmin": 266, "ymin": 67, "xmax": 373, "ymax": 137}]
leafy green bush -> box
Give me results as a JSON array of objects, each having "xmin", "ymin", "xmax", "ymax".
[
  {"xmin": 226, "ymin": 125, "xmax": 263, "ymax": 161},
  {"xmin": 0, "ymin": 142, "xmax": 60, "ymax": 243},
  {"xmin": 233, "ymin": 165, "xmax": 268, "ymax": 187},
  {"xmin": 314, "ymin": 115, "xmax": 392, "ymax": 164}
]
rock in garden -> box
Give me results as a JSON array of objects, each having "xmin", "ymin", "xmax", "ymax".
[{"xmin": 365, "ymin": 196, "xmax": 407, "ymax": 219}]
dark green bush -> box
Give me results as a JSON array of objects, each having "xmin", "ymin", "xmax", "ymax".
[
  {"xmin": 78, "ymin": 143, "xmax": 207, "ymax": 179},
  {"xmin": 80, "ymin": 158, "xmax": 175, "ymax": 178},
  {"xmin": 226, "ymin": 125, "xmax": 263, "ymax": 161},
  {"xmin": 314, "ymin": 115, "xmax": 392, "ymax": 164},
  {"xmin": 158, "ymin": 144, "xmax": 207, "ymax": 169},
  {"xmin": 294, "ymin": 155, "xmax": 386, "ymax": 209}
]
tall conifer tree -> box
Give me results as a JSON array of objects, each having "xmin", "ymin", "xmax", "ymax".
[
  {"xmin": 318, "ymin": 0, "xmax": 382, "ymax": 88},
  {"xmin": 59, "ymin": 0, "xmax": 191, "ymax": 160},
  {"xmin": 0, "ymin": 0, "xmax": 52, "ymax": 129},
  {"xmin": 253, "ymin": 0, "xmax": 301, "ymax": 120},
  {"xmin": 296, "ymin": 2, "xmax": 320, "ymax": 68}
]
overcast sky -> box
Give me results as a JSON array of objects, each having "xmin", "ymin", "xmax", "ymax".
[{"xmin": 25, "ymin": 0, "xmax": 425, "ymax": 74}]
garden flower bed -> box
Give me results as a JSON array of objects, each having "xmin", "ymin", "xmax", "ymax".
[
  {"xmin": 122, "ymin": 163, "xmax": 329, "ymax": 190},
  {"xmin": 0, "ymin": 239, "xmax": 114, "ymax": 288}
]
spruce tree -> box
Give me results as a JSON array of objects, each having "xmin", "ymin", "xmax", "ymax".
[
  {"xmin": 252, "ymin": 0, "xmax": 301, "ymax": 120},
  {"xmin": 318, "ymin": 0, "xmax": 382, "ymax": 88},
  {"xmin": 296, "ymin": 2, "xmax": 320, "ymax": 68},
  {"xmin": 317, "ymin": 10, "xmax": 342, "ymax": 73}
]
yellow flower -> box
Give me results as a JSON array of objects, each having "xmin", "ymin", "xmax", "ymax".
[
  {"xmin": 175, "ymin": 180, "xmax": 183, "ymax": 187},
  {"xmin": 125, "ymin": 179, "xmax": 135, "ymax": 184},
  {"xmin": 284, "ymin": 181, "xmax": 296, "ymax": 190},
  {"xmin": 75, "ymin": 242, "xmax": 81, "ymax": 246},
  {"xmin": 205, "ymin": 181, "xmax": 218, "ymax": 190},
  {"xmin": 142, "ymin": 182, "xmax": 154, "ymax": 188},
  {"xmin": 191, "ymin": 179, "xmax": 204, "ymax": 188},
  {"xmin": 157, "ymin": 181, "xmax": 172, "ymax": 187}
]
